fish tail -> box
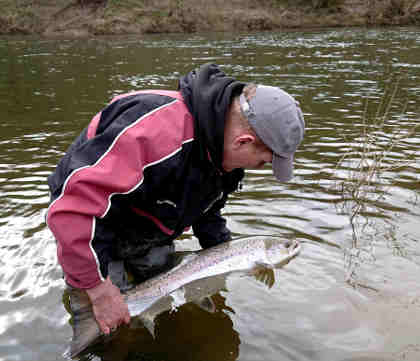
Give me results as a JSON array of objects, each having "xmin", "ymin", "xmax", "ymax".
[{"xmin": 63, "ymin": 287, "xmax": 102, "ymax": 358}]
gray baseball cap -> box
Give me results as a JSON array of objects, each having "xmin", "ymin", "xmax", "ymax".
[{"xmin": 239, "ymin": 85, "xmax": 305, "ymax": 181}]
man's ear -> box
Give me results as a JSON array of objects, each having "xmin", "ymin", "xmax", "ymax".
[{"xmin": 233, "ymin": 134, "xmax": 255, "ymax": 149}]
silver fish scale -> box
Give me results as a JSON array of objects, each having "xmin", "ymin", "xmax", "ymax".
[
  {"xmin": 67, "ymin": 237, "xmax": 299, "ymax": 358},
  {"xmin": 124, "ymin": 238, "xmax": 297, "ymax": 315}
]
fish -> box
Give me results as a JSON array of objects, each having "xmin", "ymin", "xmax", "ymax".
[{"xmin": 65, "ymin": 237, "xmax": 301, "ymax": 358}]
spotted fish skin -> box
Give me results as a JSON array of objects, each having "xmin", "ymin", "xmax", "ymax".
[{"xmin": 66, "ymin": 238, "xmax": 301, "ymax": 358}]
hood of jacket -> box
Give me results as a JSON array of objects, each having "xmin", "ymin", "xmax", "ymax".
[{"xmin": 179, "ymin": 63, "xmax": 245, "ymax": 171}]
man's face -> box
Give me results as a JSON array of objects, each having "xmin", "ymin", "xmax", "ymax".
[{"xmin": 222, "ymin": 135, "xmax": 273, "ymax": 173}]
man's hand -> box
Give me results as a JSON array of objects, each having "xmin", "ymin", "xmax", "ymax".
[{"xmin": 86, "ymin": 276, "xmax": 130, "ymax": 334}]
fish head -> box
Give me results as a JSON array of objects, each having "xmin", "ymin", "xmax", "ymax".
[{"xmin": 263, "ymin": 238, "xmax": 301, "ymax": 267}]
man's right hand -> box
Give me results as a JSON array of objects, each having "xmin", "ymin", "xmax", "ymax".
[{"xmin": 86, "ymin": 276, "xmax": 131, "ymax": 334}]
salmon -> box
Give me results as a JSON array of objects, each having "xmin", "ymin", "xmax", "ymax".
[{"xmin": 65, "ymin": 237, "xmax": 301, "ymax": 358}]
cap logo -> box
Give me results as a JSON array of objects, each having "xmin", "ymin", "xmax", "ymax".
[
  {"xmin": 241, "ymin": 99, "xmax": 250, "ymax": 113},
  {"xmin": 239, "ymin": 93, "xmax": 255, "ymax": 120}
]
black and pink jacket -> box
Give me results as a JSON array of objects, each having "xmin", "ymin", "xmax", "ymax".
[{"xmin": 47, "ymin": 84, "xmax": 244, "ymax": 289}]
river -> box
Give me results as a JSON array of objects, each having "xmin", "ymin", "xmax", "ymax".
[{"xmin": 0, "ymin": 27, "xmax": 419, "ymax": 361}]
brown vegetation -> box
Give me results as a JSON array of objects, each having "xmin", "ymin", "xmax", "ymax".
[
  {"xmin": 332, "ymin": 83, "xmax": 419, "ymax": 286},
  {"xmin": 0, "ymin": 0, "xmax": 419, "ymax": 37}
]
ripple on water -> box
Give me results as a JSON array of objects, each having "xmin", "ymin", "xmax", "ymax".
[{"xmin": 0, "ymin": 28, "xmax": 419, "ymax": 361}]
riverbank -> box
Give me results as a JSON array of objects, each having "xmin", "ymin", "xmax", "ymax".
[{"xmin": 1, "ymin": 0, "xmax": 420, "ymax": 37}]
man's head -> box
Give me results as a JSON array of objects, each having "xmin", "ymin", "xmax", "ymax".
[{"xmin": 223, "ymin": 84, "xmax": 305, "ymax": 181}]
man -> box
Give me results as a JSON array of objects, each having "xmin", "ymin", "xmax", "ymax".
[{"xmin": 46, "ymin": 63, "xmax": 305, "ymax": 335}]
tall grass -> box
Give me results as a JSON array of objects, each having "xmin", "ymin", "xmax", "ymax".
[{"xmin": 333, "ymin": 81, "xmax": 419, "ymax": 286}]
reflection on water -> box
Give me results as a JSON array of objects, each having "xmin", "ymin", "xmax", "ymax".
[
  {"xmin": 82, "ymin": 293, "xmax": 239, "ymax": 361},
  {"xmin": 0, "ymin": 28, "xmax": 419, "ymax": 361}
]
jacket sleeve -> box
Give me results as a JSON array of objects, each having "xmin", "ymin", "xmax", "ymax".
[
  {"xmin": 46, "ymin": 94, "xmax": 192, "ymax": 289},
  {"xmin": 192, "ymin": 195, "xmax": 232, "ymax": 249},
  {"xmin": 192, "ymin": 168, "xmax": 244, "ymax": 249}
]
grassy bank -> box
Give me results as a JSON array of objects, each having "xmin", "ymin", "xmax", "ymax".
[{"xmin": 0, "ymin": 0, "xmax": 419, "ymax": 36}]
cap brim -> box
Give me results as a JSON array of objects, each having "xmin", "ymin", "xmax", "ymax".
[{"xmin": 272, "ymin": 154, "xmax": 294, "ymax": 182}]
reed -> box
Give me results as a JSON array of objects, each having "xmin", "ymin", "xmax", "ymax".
[{"xmin": 333, "ymin": 81, "xmax": 418, "ymax": 286}]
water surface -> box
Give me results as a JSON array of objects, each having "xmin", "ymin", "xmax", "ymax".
[{"xmin": 0, "ymin": 28, "xmax": 419, "ymax": 361}]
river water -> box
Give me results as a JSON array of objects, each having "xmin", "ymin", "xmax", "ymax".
[{"xmin": 0, "ymin": 27, "xmax": 419, "ymax": 361}]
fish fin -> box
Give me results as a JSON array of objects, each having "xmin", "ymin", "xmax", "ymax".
[
  {"xmin": 169, "ymin": 287, "xmax": 186, "ymax": 313},
  {"xmin": 138, "ymin": 313, "xmax": 156, "ymax": 339},
  {"xmin": 251, "ymin": 263, "xmax": 275, "ymax": 289},
  {"xmin": 64, "ymin": 289, "xmax": 103, "ymax": 359},
  {"xmin": 194, "ymin": 296, "xmax": 216, "ymax": 313}
]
